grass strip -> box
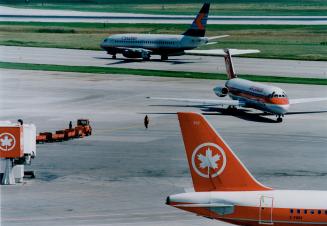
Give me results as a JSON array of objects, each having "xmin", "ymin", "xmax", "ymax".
[{"xmin": 0, "ymin": 61, "xmax": 326, "ymax": 85}]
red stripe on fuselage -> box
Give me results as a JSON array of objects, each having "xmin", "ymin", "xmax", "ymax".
[
  {"xmin": 170, "ymin": 202, "xmax": 327, "ymax": 226},
  {"xmin": 228, "ymin": 87, "xmax": 289, "ymax": 106}
]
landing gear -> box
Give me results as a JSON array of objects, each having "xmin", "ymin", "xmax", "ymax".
[
  {"xmin": 161, "ymin": 55, "xmax": 168, "ymax": 61},
  {"xmin": 112, "ymin": 54, "xmax": 116, "ymax": 59},
  {"xmin": 276, "ymin": 115, "xmax": 283, "ymax": 123},
  {"xmin": 143, "ymin": 55, "xmax": 151, "ymax": 61},
  {"xmin": 227, "ymin": 106, "xmax": 237, "ymax": 111}
]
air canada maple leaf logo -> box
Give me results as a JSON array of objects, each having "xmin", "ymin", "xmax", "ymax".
[
  {"xmin": 191, "ymin": 143, "xmax": 226, "ymax": 178},
  {"xmin": 0, "ymin": 133, "xmax": 16, "ymax": 152}
]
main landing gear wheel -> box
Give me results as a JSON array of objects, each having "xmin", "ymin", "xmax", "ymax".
[
  {"xmin": 143, "ymin": 56, "xmax": 151, "ymax": 61},
  {"xmin": 112, "ymin": 54, "xmax": 116, "ymax": 59},
  {"xmin": 161, "ymin": 55, "xmax": 168, "ymax": 61}
]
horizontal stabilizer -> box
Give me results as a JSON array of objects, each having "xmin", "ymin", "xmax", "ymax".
[
  {"xmin": 206, "ymin": 42, "xmax": 217, "ymax": 45},
  {"xmin": 173, "ymin": 203, "xmax": 233, "ymax": 208},
  {"xmin": 185, "ymin": 49, "xmax": 260, "ymax": 56},
  {"xmin": 207, "ymin": 35, "xmax": 230, "ymax": 40}
]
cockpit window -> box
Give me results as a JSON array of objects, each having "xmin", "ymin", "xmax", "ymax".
[{"xmin": 104, "ymin": 38, "xmax": 108, "ymax": 42}]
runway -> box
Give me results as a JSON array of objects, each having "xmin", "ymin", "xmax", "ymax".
[
  {"xmin": 1, "ymin": 46, "xmax": 327, "ymax": 78},
  {"xmin": 1, "ymin": 69, "xmax": 327, "ymax": 226},
  {"xmin": 1, "ymin": 6, "xmax": 326, "ymax": 25}
]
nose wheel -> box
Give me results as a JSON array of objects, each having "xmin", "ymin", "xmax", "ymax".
[{"xmin": 276, "ymin": 115, "xmax": 283, "ymax": 122}]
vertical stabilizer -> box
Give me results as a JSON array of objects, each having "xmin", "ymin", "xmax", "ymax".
[
  {"xmin": 183, "ymin": 3, "xmax": 210, "ymax": 37},
  {"xmin": 177, "ymin": 112, "xmax": 271, "ymax": 192},
  {"xmin": 224, "ymin": 49, "xmax": 237, "ymax": 79}
]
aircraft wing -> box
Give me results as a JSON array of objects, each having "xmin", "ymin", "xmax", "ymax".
[
  {"xmin": 147, "ymin": 97, "xmax": 242, "ymax": 106},
  {"xmin": 115, "ymin": 47, "xmax": 152, "ymax": 52},
  {"xmin": 185, "ymin": 49, "xmax": 260, "ymax": 56},
  {"xmin": 290, "ymin": 97, "xmax": 327, "ymax": 105}
]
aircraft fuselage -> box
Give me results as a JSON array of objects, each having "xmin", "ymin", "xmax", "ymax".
[
  {"xmin": 168, "ymin": 190, "xmax": 327, "ymax": 226},
  {"xmin": 100, "ymin": 34, "xmax": 208, "ymax": 56},
  {"xmin": 216, "ymin": 78, "xmax": 290, "ymax": 116}
]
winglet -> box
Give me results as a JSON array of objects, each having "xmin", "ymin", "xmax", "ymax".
[{"xmin": 177, "ymin": 112, "xmax": 271, "ymax": 192}]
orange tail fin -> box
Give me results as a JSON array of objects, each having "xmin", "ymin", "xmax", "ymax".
[{"xmin": 177, "ymin": 112, "xmax": 271, "ymax": 192}]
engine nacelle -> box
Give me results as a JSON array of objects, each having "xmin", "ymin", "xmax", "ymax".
[
  {"xmin": 213, "ymin": 86, "xmax": 229, "ymax": 97},
  {"xmin": 122, "ymin": 49, "xmax": 150, "ymax": 59}
]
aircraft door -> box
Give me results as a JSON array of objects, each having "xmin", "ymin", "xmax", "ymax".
[{"xmin": 259, "ymin": 195, "xmax": 274, "ymax": 225}]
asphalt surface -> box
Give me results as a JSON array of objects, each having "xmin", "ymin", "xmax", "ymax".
[
  {"xmin": 1, "ymin": 69, "xmax": 327, "ymax": 226},
  {"xmin": 1, "ymin": 6, "xmax": 327, "ymax": 24},
  {"xmin": 1, "ymin": 46, "xmax": 327, "ymax": 78}
]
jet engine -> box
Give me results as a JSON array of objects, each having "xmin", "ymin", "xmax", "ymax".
[
  {"xmin": 122, "ymin": 48, "xmax": 151, "ymax": 60},
  {"xmin": 213, "ymin": 86, "xmax": 229, "ymax": 97}
]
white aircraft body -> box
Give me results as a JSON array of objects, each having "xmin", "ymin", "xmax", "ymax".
[
  {"xmin": 149, "ymin": 49, "xmax": 327, "ymax": 122},
  {"xmin": 167, "ymin": 112, "xmax": 327, "ymax": 225},
  {"xmin": 100, "ymin": 3, "xmax": 231, "ymax": 61}
]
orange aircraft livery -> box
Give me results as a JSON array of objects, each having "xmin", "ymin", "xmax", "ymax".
[{"xmin": 166, "ymin": 112, "xmax": 327, "ymax": 226}]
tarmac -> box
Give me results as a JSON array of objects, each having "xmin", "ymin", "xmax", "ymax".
[
  {"xmin": 1, "ymin": 69, "xmax": 327, "ymax": 226},
  {"xmin": 1, "ymin": 46, "xmax": 327, "ymax": 78}
]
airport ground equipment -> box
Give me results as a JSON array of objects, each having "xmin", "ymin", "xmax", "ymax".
[
  {"xmin": 0, "ymin": 121, "xmax": 36, "ymax": 185},
  {"xmin": 36, "ymin": 119, "xmax": 92, "ymax": 143}
]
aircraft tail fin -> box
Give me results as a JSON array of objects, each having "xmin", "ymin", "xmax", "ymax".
[
  {"xmin": 224, "ymin": 49, "xmax": 237, "ymax": 79},
  {"xmin": 183, "ymin": 3, "xmax": 210, "ymax": 37},
  {"xmin": 177, "ymin": 112, "xmax": 271, "ymax": 192}
]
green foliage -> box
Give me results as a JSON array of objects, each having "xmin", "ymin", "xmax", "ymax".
[{"xmin": 0, "ymin": 61, "xmax": 326, "ymax": 85}]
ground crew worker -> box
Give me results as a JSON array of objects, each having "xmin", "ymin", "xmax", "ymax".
[
  {"xmin": 144, "ymin": 115, "xmax": 149, "ymax": 129},
  {"xmin": 18, "ymin": 119, "xmax": 23, "ymax": 125},
  {"xmin": 69, "ymin": 121, "xmax": 73, "ymax": 129}
]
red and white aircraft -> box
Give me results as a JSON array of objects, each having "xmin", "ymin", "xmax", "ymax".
[
  {"xmin": 167, "ymin": 112, "xmax": 327, "ymax": 225},
  {"xmin": 149, "ymin": 50, "xmax": 327, "ymax": 122}
]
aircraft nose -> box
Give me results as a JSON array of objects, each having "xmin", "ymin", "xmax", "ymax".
[{"xmin": 166, "ymin": 196, "xmax": 171, "ymax": 205}]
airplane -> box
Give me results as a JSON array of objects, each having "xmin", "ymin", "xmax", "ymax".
[
  {"xmin": 167, "ymin": 112, "xmax": 327, "ymax": 226},
  {"xmin": 100, "ymin": 3, "xmax": 228, "ymax": 61},
  {"xmin": 148, "ymin": 49, "xmax": 327, "ymax": 122}
]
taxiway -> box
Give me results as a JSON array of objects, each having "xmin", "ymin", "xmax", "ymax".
[
  {"xmin": 1, "ymin": 46, "xmax": 327, "ymax": 78},
  {"xmin": 1, "ymin": 69, "xmax": 327, "ymax": 226},
  {"xmin": 1, "ymin": 6, "xmax": 326, "ymax": 25}
]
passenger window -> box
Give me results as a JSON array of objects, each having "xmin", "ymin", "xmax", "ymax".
[
  {"xmin": 325, "ymin": 210, "xmax": 327, "ymax": 214},
  {"xmin": 304, "ymin": 210, "xmax": 307, "ymax": 214},
  {"xmin": 297, "ymin": 209, "xmax": 300, "ymax": 214},
  {"xmin": 290, "ymin": 209, "xmax": 294, "ymax": 214},
  {"xmin": 310, "ymin": 210, "xmax": 314, "ymax": 214},
  {"xmin": 318, "ymin": 210, "xmax": 321, "ymax": 214}
]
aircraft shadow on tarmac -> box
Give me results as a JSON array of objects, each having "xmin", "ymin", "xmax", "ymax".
[
  {"xmin": 94, "ymin": 57, "xmax": 197, "ymax": 65},
  {"xmin": 146, "ymin": 104, "xmax": 327, "ymax": 123}
]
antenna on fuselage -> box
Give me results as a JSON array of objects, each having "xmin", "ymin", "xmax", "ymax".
[{"xmin": 224, "ymin": 49, "xmax": 237, "ymax": 80}]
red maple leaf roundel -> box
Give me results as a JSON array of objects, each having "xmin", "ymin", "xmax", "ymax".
[
  {"xmin": 191, "ymin": 143, "xmax": 227, "ymax": 178},
  {"xmin": 0, "ymin": 133, "xmax": 16, "ymax": 152}
]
